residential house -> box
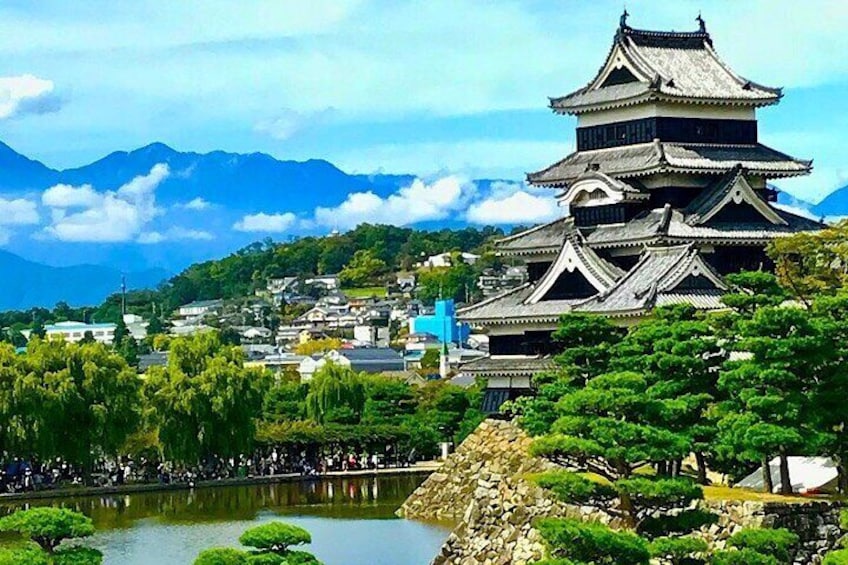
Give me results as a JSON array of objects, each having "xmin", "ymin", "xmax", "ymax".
[
  {"xmin": 178, "ymin": 299, "xmax": 224, "ymax": 318},
  {"xmin": 418, "ymin": 252, "xmax": 480, "ymax": 268}
]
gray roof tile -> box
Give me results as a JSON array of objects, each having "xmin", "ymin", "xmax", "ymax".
[
  {"xmin": 528, "ymin": 142, "xmax": 811, "ymax": 187},
  {"xmin": 551, "ymin": 27, "xmax": 780, "ymax": 113}
]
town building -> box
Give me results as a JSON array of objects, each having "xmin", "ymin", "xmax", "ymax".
[
  {"xmin": 42, "ymin": 321, "xmax": 117, "ymax": 345},
  {"xmin": 457, "ymin": 14, "xmax": 824, "ymax": 410},
  {"xmin": 409, "ymin": 299, "xmax": 470, "ymax": 346},
  {"xmin": 418, "ymin": 252, "xmax": 480, "ymax": 268},
  {"xmin": 297, "ymin": 347, "xmax": 405, "ymax": 382},
  {"xmin": 178, "ymin": 299, "xmax": 224, "ymax": 318}
]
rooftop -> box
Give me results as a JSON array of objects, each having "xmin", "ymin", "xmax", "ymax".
[
  {"xmin": 550, "ymin": 18, "xmax": 782, "ymax": 115},
  {"xmin": 46, "ymin": 321, "xmax": 116, "ymax": 331},
  {"xmin": 528, "ymin": 141, "xmax": 812, "ymax": 187}
]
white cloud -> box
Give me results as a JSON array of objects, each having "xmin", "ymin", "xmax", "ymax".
[
  {"xmin": 138, "ymin": 226, "xmax": 214, "ymax": 244},
  {"xmin": 42, "ymin": 163, "xmax": 169, "ymax": 242},
  {"xmin": 466, "ymin": 183, "xmax": 560, "ymax": 225},
  {"xmin": 233, "ymin": 212, "xmax": 298, "ymax": 232},
  {"xmin": 0, "ymin": 74, "xmax": 62, "ymax": 119},
  {"xmin": 313, "ymin": 176, "xmax": 475, "ymax": 229},
  {"xmin": 254, "ymin": 107, "xmax": 336, "ymax": 140},
  {"xmin": 0, "ymin": 197, "xmax": 39, "ymax": 226},
  {"xmin": 0, "ymin": 197, "xmax": 39, "ymax": 245},
  {"xmin": 169, "ymin": 227, "xmax": 213, "ymax": 240},
  {"xmin": 137, "ymin": 231, "xmax": 165, "ymax": 244},
  {"xmin": 181, "ymin": 197, "xmax": 211, "ymax": 210},
  {"xmin": 42, "ymin": 183, "xmax": 101, "ymax": 208}
]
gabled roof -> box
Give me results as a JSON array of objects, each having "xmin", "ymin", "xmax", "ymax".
[
  {"xmin": 459, "ymin": 232, "xmax": 624, "ymax": 325},
  {"xmin": 577, "ymin": 245, "xmax": 727, "ymax": 316},
  {"xmin": 559, "ymin": 170, "xmax": 649, "ymax": 208},
  {"xmin": 456, "ymin": 282, "xmax": 585, "ymax": 325},
  {"xmin": 528, "ymin": 141, "xmax": 812, "ymax": 187},
  {"xmin": 551, "ymin": 22, "xmax": 781, "ymax": 114},
  {"xmin": 684, "ymin": 165, "xmax": 786, "ymax": 225},
  {"xmin": 495, "ymin": 217, "xmax": 570, "ymax": 257},
  {"xmin": 525, "ymin": 232, "xmax": 624, "ymax": 304}
]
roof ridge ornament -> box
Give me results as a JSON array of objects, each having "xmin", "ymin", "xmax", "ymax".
[
  {"xmin": 620, "ymin": 8, "xmax": 629, "ymax": 30},
  {"xmin": 696, "ymin": 12, "xmax": 707, "ymax": 34}
]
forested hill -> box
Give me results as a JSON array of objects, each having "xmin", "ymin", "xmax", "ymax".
[{"xmin": 0, "ymin": 224, "xmax": 510, "ymax": 330}]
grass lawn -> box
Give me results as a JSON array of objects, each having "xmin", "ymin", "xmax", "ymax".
[
  {"xmin": 702, "ymin": 485, "xmax": 839, "ymax": 504},
  {"xmin": 342, "ymin": 286, "xmax": 387, "ymax": 298}
]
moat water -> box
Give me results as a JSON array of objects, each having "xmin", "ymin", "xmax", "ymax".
[{"xmin": 0, "ymin": 475, "xmax": 450, "ymax": 565}]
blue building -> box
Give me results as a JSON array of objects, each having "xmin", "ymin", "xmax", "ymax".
[{"xmin": 410, "ymin": 299, "xmax": 470, "ymax": 346}]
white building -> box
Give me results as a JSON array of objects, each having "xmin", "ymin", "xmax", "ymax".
[
  {"xmin": 178, "ymin": 299, "xmax": 224, "ymax": 318},
  {"xmin": 305, "ymin": 274, "xmax": 340, "ymax": 290},
  {"xmin": 43, "ymin": 321, "xmax": 117, "ymax": 345},
  {"xmin": 123, "ymin": 313, "xmax": 149, "ymax": 341},
  {"xmin": 419, "ymin": 252, "xmax": 480, "ymax": 268}
]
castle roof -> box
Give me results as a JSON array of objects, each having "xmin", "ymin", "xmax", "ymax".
[
  {"xmin": 577, "ymin": 244, "xmax": 727, "ymax": 316},
  {"xmin": 528, "ymin": 141, "xmax": 812, "ymax": 187},
  {"xmin": 551, "ymin": 23, "xmax": 782, "ymax": 115}
]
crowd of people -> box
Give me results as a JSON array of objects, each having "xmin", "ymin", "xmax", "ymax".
[{"xmin": 0, "ymin": 445, "xmax": 422, "ymax": 494}]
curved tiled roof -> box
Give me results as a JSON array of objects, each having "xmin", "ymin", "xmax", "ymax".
[
  {"xmin": 495, "ymin": 217, "xmax": 570, "ymax": 257},
  {"xmin": 528, "ymin": 142, "xmax": 812, "ymax": 187},
  {"xmin": 551, "ymin": 25, "xmax": 781, "ymax": 114}
]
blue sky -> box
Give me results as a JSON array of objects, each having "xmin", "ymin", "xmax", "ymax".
[{"xmin": 0, "ymin": 0, "xmax": 847, "ymax": 203}]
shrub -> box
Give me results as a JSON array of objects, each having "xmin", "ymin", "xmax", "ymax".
[
  {"xmin": 193, "ymin": 547, "xmax": 250, "ymax": 565},
  {"xmin": 649, "ymin": 536, "xmax": 708, "ymax": 564},
  {"xmin": 53, "ymin": 546, "xmax": 104, "ymax": 565},
  {"xmin": 615, "ymin": 477, "xmax": 703, "ymax": 509},
  {"xmin": 727, "ymin": 528, "xmax": 799, "ymax": 563},
  {"xmin": 534, "ymin": 471, "xmax": 616, "ymax": 505},
  {"xmin": 0, "ymin": 507, "xmax": 95, "ymax": 553},
  {"xmin": 712, "ymin": 548, "xmax": 780, "ymax": 565},
  {"xmin": 824, "ymin": 549, "xmax": 848, "ymax": 565},
  {"xmin": 239, "ymin": 522, "xmax": 312, "ymax": 555},
  {"xmin": 0, "ymin": 544, "xmax": 49, "ymax": 565},
  {"xmin": 535, "ymin": 518, "xmax": 650, "ymax": 565}
]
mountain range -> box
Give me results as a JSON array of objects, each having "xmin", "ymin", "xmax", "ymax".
[{"xmin": 0, "ymin": 140, "xmax": 845, "ymax": 310}]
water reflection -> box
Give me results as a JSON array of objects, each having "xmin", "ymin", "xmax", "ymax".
[{"xmin": 0, "ymin": 474, "xmax": 428, "ymax": 528}]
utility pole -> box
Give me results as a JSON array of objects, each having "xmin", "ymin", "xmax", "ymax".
[{"xmin": 121, "ymin": 275, "xmax": 127, "ymax": 316}]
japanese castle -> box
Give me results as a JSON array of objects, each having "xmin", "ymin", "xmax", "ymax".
[{"xmin": 458, "ymin": 14, "xmax": 823, "ymax": 410}]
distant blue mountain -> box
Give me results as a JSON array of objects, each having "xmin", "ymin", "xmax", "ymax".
[
  {"xmin": 812, "ymin": 185, "xmax": 848, "ymax": 218},
  {"xmin": 0, "ymin": 248, "xmax": 167, "ymax": 310}
]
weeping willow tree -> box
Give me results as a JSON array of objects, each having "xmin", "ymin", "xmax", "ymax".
[{"xmin": 306, "ymin": 363, "xmax": 366, "ymax": 424}]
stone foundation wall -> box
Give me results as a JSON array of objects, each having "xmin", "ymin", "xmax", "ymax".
[
  {"xmin": 701, "ymin": 500, "xmax": 844, "ymax": 564},
  {"xmin": 404, "ymin": 418, "xmax": 846, "ymax": 565}
]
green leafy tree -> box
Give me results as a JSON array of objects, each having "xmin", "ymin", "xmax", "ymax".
[
  {"xmin": 610, "ymin": 305, "xmax": 725, "ymax": 483},
  {"xmin": 768, "ymin": 220, "xmax": 848, "ymax": 304},
  {"xmin": 113, "ymin": 317, "xmax": 129, "ymax": 347},
  {"xmin": 530, "ymin": 371, "xmax": 694, "ymax": 529},
  {"xmin": 0, "ymin": 508, "xmax": 95, "ymax": 554},
  {"xmin": 144, "ymin": 332, "xmax": 272, "ymax": 464},
  {"xmin": 724, "ymin": 529, "xmax": 799, "ymax": 563},
  {"xmin": 717, "ymin": 306, "xmax": 830, "ymax": 493},
  {"xmin": 193, "ymin": 548, "xmax": 250, "ymax": 565},
  {"xmin": 534, "ymin": 518, "xmax": 650, "ymax": 565},
  {"xmin": 810, "ymin": 293, "xmax": 848, "ymax": 491},
  {"xmin": 238, "ymin": 522, "xmax": 321, "ymax": 564},
  {"xmin": 416, "ymin": 263, "xmax": 477, "ymax": 304},
  {"xmin": 16, "ymin": 340, "xmax": 142, "ymax": 478},
  {"xmin": 0, "ymin": 544, "xmax": 50, "ymax": 565},
  {"xmin": 339, "ymin": 249, "xmax": 388, "ymax": 288},
  {"xmin": 305, "ymin": 363, "xmax": 366, "ymax": 424}
]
